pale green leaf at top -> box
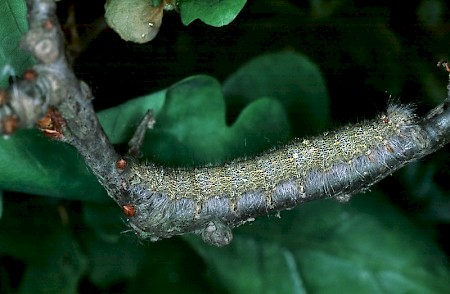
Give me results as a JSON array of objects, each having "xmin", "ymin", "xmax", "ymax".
[
  {"xmin": 179, "ymin": 0, "xmax": 247, "ymax": 26},
  {"xmin": 0, "ymin": 0, "xmax": 34, "ymax": 88},
  {"xmin": 105, "ymin": 0, "xmax": 164, "ymax": 43}
]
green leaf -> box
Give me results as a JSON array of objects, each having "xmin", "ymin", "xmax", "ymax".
[
  {"xmin": 0, "ymin": 130, "xmax": 106, "ymax": 202},
  {"xmin": 0, "ymin": 90, "xmax": 165, "ymax": 203},
  {"xmin": 223, "ymin": 51, "xmax": 330, "ymax": 136},
  {"xmin": 400, "ymin": 161, "xmax": 450, "ymax": 223},
  {"xmin": 0, "ymin": 191, "xmax": 3, "ymax": 220},
  {"xmin": 82, "ymin": 231, "xmax": 216, "ymax": 292},
  {"xmin": 126, "ymin": 239, "xmax": 218, "ymax": 293},
  {"xmin": 186, "ymin": 192, "xmax": 450, "ymax": 293},
  {"xmin": 83, "ymin": 203, "xmax": 125, "ymax": 240},
  {"xmin": 141, "ymin": 75, "xmax": 291, "ymax": 166},
  {"xmin": 0, "ymin": 255, "xmax": 15, "ymax": 294},
  {"xmin": 105, "ymin": 0, "xmax": 164, "ymax": 43},
  {"xmin": 179, "ymin": 0, "xmax": 246, "ymax": 27},
  {"xmin": 417, "ymin": 0, "xmax": 444, "ymax": 30},
  {"xmin": 309, "ymin": 0, "xmax": 346, "ymax": 18},
  {"xmin": 0, "ymin": 197, "xmax": 88, "ymax": 294},
  {"xmin": 0, "ymin": 196, "xmax": 63, "ymax": 261},
  {"xmin": 18, "ymin": 233, "xmax": 88, "ymax": 294},
  {"xmin": 83, "ymin": 233, "xmax": 147, "ymax": 288},
  {"xmin": 97, "ymin": 89, "xmax": 166, "ymax": 145},
  {"xmin": 0, "ymin": 0, "xmax": 34, "ymax": 88}
]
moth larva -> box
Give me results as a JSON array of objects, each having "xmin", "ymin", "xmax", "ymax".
[{"xmin": 119, "ymin": 103, "xmax": 430, "ymax": 246}]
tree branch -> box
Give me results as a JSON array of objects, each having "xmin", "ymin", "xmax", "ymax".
[
  {"xmin": 1, "ymin": 0, "xmax": 123, "ymax": 199},
  {"xmin": 1, "ymin": 0, "xmax": 450, "ymax": 247}
]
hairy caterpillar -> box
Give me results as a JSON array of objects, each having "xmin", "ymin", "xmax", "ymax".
[{"xmin": 119, "ymin": 104, "xmax": 430, "ymax": 246}]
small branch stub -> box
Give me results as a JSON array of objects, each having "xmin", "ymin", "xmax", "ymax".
[
  {"xmin": 2, "ymin": 115, "xmax": 19, "ymax": 135},
  {"xmin": 23, "ymin": 69, "xmax": 37, "ymax": 81},
  {"xmin": 116, "ymin": 158, "xmax": 127, "ymax": 170},
  {"xmin": 0, "ymin": 89, "xmax": 9, "ymax": 105},
  {"xmin": 122, "ymin": 204, "xmax": 136, "ymax": 217},
  {"xmin": 437, "ymin": 60, "xmax": 450, "ymax": 72},
  {"xmin": 37, "ymin": 107, "xmax": 65, "ymax": 139},
  {"xmin": 43, "ymin": 19, "xmax": 54, "ymax": 30}
]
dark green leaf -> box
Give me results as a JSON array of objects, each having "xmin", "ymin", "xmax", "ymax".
[
  {"xmin": 18, "ymin": 233, "xmax": 87, "ymax": 294},
  {"xmin": 0, "ymin": 90, "xmax": 165, "ymax": 202},
  {"xmin": 417, "ymin": 0, "xmax": 444, "ymax": 30},
  {"xmin": 97, "ymin": 89, "xmax": 166, "ymax": 145},
  {"xmin": 0, "ymin": 197, "xmax": 88, "ymax": 294},
  {"xmin": 309, "ymin": 0, "xmax": 347, "ymax": 18},
  {"xmin": 83, "ymin": 203, "xmax": 125, "ymax": 239},
  {"xmin": 0, "ymin": 130, "xmax": 106, "ymax": 202},
  {"xmin": 142, "ymin": 75, "xmax": 291, "ymax": 166},
  {"xmin": 0, "ymin": 0, "xmax": 34, "ymax": 88},
  {"xmin": 83, "ymin": 233, "xmax": 147, "ymax": 288},
  {"xmin": 126, "ymin": 239, "xmax": 219, "ymax": 293},
  {"xmin": 223, "ymin": 51, "xmax": 330, "ymax": 136},
  {"xmin": 186, "ymin": 192, "xmax": 450, "ymax": 293},
  {"xmin": 179, "ymin": 0, "xmax": 246, "ymax": 26},
  {"xmin": 400, "ymin": 161, "xmax": 450, "ymax": 222},
  {"xmin": 82, "ymin": 231, "xmax": 217, "ymax": 292},
  {"xmin": 0, "ymin": 197, "xmax": 65, "ymax": 261},
  {"xmin": 0, "ymin": 191, "xmax": 3, "ymax": 220}
]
